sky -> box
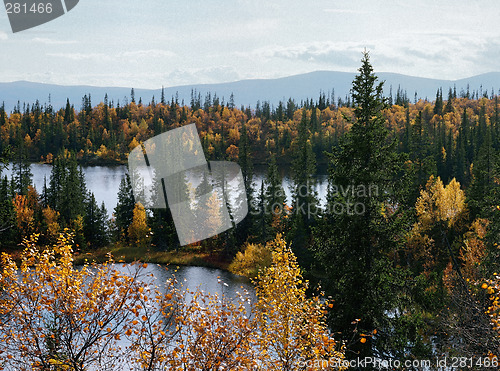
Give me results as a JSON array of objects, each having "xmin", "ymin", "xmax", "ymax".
[{"xmin": 0, "ymin": 0, "xmax": 499, "ymax": 89}]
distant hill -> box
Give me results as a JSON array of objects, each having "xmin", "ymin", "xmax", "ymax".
[{"xmin": 1, "ymin": 71, "xmax": 500, "ymax": 111}]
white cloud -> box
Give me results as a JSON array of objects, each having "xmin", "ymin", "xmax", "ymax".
[
  {"xmin": 46, "ymin": 52, "xmax": 112, "ymax": 61},
  {"xmin": 122, "ymin": 49, "xmax": 177, "ymax": 59},
  {"xmin": 164, "ymin": 66, "xmax": 241, "ymax": 86},
  {"xmin": 237, "ymin": 41, "xmax": 367, "ymax": 67},
  {"xmin": 32, "ymin": 37, "xmax": 76, "ymax": 45},
  {"xmin": 47, "ymin": 49, "xmax": 176, "ymax": 63},
  {"xmin": 323, "ymin": 8, "xmax": 367, "ymax": 14},
  {"xmin": 0, "ymin": 32, "xmax": 8, "ymax": 41}
]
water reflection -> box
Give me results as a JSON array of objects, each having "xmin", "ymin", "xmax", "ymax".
[{"xmin": 0, "ymin": 164, "xmax": 328, "ymax": 217}]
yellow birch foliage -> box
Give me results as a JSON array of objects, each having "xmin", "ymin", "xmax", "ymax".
[
  {"xmin": 407, "ymin": 176, "xmax": 468, "ymax": 271},
  {"xmin": 254, "ymin": 234, "xmax": 346, "ymax": 370},
  {"xmin": 128, "ymin": 202, "xmax": 151, "ymax": 247},
  {"xmin": 414, "ymin": 176, "xmax": 466, "ymax": 230},
  {"xmin": 0, "ymin": 232, "xmax": 346, "ymax": 370},
  {"xmin": 0, "ymin": 231, "xmax": 146, "ymax": 370},
  {"xmin": 229, "ymin": 242, "xmax": 273, "ymax": 279},
  {"xmin": 169, "ymin": 288, "xmax": 258, "ymax": 370}
]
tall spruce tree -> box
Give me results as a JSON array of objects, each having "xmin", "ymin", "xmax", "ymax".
[
  {"xmin": 314, "ymin": 52, "xmax": 417, "ymax": 359},
  {"xmin": 234, "ymin": 121, "xmax": 255, "ymax": 245},
  {"xmin": 289, "ymin": 108, "xmax": 319, "ymax": 268},
  {"xmin": 291, "ymin": 109, "xmax": 318, "ymax": 223}
]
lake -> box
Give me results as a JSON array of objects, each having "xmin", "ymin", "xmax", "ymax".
[{"xmin": 1, "ymin": 163, "xmax": 329, "ymax": 218}]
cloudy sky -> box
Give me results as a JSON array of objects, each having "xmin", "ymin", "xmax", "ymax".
[{"xmin": 1, "ymin": 0, "xmax": 499, "ymax": 88}]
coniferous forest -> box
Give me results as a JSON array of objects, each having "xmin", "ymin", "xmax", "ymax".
[{"xmin": 1, "ymin": 53, "xmax": 500, "ymax": 368}]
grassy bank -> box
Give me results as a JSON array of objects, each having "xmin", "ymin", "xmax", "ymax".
[{"xmin": 73, "ymin": 242, "xmax": 232, "ymax": 270}]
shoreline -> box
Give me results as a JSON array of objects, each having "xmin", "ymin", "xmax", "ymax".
[{"xmin": 71, "ymin": 242, "xmax": 232, "ymax": 271}]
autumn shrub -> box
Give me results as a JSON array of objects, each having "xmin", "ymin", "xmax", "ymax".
[
  {"xmin": 229, "ymin": 241, "xmax": 273, "ymax": 278},
  {"xmin": 0, "ymin": 232, "xmax": 345, "ymax": 370},
  {"xmin": 0, "ymin": 231, "xmax": 150, "ymax": 370}
]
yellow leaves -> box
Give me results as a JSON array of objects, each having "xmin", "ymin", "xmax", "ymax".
[
  {"xmin": 408, "ymin": 176, "xmax": 470, "ymax": 273},
  {"xmin": 128, "ymin": 203, "xmax": 151, "ymax": 247},
  {"xmin": 48, "ymin": 359, "xmax": 70, "ymax": 370},
  {"xmin": 0, "ymin": 232, "xmax": 345, "ymax": 370},
  {"xmin": 254, "ymin": 234, "xmax": 346, "ymax": 369},
  {"xmin": 416, "ymin": 175, "xmax": 466, "ymax": 228},
  {"xmin": 228, "ymin": 242, "xmax": 273, "ymax": 279},
  {"xmin": 483, "ymin": 283, "xmax": 489, "ymax": 289}
]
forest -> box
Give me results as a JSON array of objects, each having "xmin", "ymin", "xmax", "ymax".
[{"xmin": 0, "ymin": 53, "xmax": 500, "ymax": 368}]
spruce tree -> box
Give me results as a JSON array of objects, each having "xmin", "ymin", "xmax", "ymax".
[
  {"xmin": 468, "ymin": 125, "xmax": 495, "ymax": 218},
  {"xmin": 291, "ymin": 108, "xmax": 318, "ymax": 227},
  {"xmin": 289, "ymin": 108, "xmax": 319, "ymax": 268},
  {"xmin": 84, "ymin": 192, "xmax": 109, "ymax": 248},
  {"xmin": 314, "ymin": 52, "xmax": 414, "ymax": 359},
  {"xmin": 264, "ymin": 154, "xmax": 286, "ymax": 221},
  {"xmin": 0, "ymin": 175, "xmax": 16, "ymax": 248},
  {"xmin": 234, "ymin": 121, "xmax": 255, "ymax": 245},
  {"xmin": 12, "ymin": 140, "xmax": 32, "ymax": 196}
]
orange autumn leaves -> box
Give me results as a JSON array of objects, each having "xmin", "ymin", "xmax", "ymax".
[
  {"xmin": 0, "ymin": 232, "xmax": 345, "ymax": 370},
  {"xmin": 483, "ymin": 275, "xmax": 500, "ymax": 336}
]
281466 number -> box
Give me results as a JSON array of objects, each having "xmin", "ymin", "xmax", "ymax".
[{"xmin": 5, "ymin": 2, "xmax": 53, "ymax": 14}]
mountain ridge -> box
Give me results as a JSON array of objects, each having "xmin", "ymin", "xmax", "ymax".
[{"xmin": 1, "ymin": 71, "xmax": 500, "ymax": 111}]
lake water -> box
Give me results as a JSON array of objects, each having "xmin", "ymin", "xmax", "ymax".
[
  {"xmin": 134, "ymin": 262, "xmax": 255, "ymax": 299},
  {"xmin": 0, "ymin": 163, "xmax": 328, "ymax": 217}
]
